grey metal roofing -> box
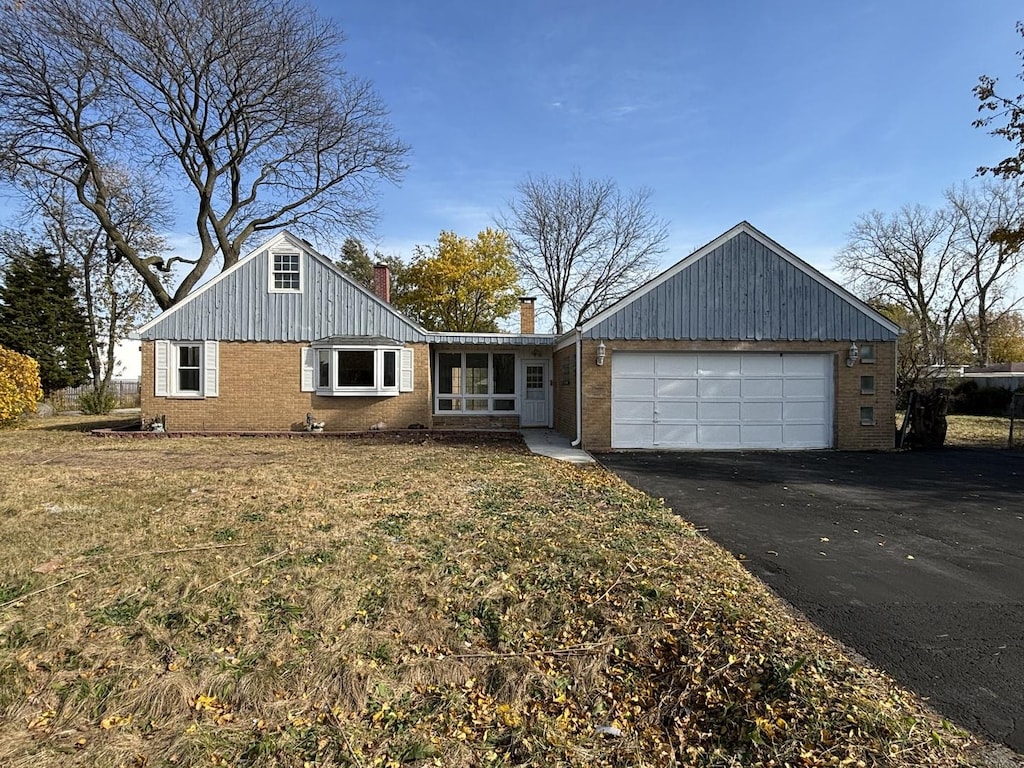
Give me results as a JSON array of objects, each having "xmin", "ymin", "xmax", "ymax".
[
  {"xmin": 314, "ymin": 336, "xmax": 402, "ymax": 346},
  {"xmin": 582, "ymin": 224, "xmax": 899, "ymax": 343},
  {"xmin": 427, "ymin": 333, "xmax": 555, "ymax": 346},
  {"xmin": 138, "ymin": 233, "xmax": 429, "ymax": 343}
]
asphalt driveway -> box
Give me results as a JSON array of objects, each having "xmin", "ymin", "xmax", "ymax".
[{"xmin": 599, "ymin": 449, "xmax": 1024, "ymax": 755}]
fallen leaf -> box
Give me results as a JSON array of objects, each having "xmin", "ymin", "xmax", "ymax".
[{"xmin": 32, "ymin": 556, "xmax": 63, "ymax": 574}]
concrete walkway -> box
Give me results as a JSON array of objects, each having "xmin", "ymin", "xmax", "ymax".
[{"xmin": 521, "ymin": 429, "xmax": 595, "ymax": 464}]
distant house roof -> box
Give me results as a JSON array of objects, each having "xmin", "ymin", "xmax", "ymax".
[{"xmin": 965, "ymin": 363, "xmax": 1024, "ymax": 374}]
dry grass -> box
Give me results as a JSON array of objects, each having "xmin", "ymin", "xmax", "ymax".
[
  {"xmin": 0, "ymin": 416, "xmax": 994, "ymax": 767},
  {"xmin": 944, "ymin": 415, "xmax": 1018, "ymax": 448}
]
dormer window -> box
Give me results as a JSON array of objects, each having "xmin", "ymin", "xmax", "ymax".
[{"xmin": 269, "ymin": 251, "xmax": 301, "ymax": 292}]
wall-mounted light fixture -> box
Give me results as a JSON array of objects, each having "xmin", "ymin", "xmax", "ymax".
[
  {"xmin": 596, "ymin": 341, "xmax": 607, "ymax": 366},
  {"xmin": 846, "ymin": 342, "xmax": 859, "ymax": 367}
]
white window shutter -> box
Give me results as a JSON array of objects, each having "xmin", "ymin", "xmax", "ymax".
[
  {"xmin": 399, "ymin": 348, "xmax": 414, "ymax": 392},
  {"xmin": 300, "ymin": 347, "xmax": 316, "ymax": 392},
  {"xmin": 204, "ymin": 341, "xmax": 219, "ymax": 397},
  {"xmin": 154, "ymin": 340, "xmax": 169, "ymax": 397}
]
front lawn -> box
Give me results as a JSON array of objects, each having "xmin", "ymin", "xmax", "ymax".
[{"xmin": 0, "ymin": 418, "xmax": 991, "ymax": 766}]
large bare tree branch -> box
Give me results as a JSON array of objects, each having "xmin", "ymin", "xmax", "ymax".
[
  {"xmin": 0, "ymin": 0, "xmax": 408, "ymax": 309},
  {"xmin": 496, "ymin": 172, "xmax": 667, "ymax": 334}
]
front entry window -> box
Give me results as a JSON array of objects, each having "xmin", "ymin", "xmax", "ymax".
[{"xmin": 436, "ymin": 352, "xmax": 518, "ymax": 413}]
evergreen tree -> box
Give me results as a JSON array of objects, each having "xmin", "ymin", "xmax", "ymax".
[
  {"xmin": 0, "ymin": 245, "xmax": 91, "ymax": 396},
  {"xmin": 335, "ymin": 237, "xmax": 408, "ymax": 301}
]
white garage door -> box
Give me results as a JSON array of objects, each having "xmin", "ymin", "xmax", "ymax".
[{"xmin": 612, "ymin": 352, "xmax": 833, "ymax": 449}]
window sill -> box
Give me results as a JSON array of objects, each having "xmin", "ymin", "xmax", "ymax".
[
  {"xmin": 435, "ymin": 410, "xmax": 519, "ymax": 415},
  {"xmin": 315, "ymin": 389, "xmax": 399, "ymax": 398}
]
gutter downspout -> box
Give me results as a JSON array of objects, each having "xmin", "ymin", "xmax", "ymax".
[{"xmin": 572, "ymin": 327, "xmax": 583, "ymax": 447}]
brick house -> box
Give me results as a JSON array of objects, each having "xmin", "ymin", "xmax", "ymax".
[{"xmin": 139, "ymin": 222, "xmax": 899, "ymax": 450}]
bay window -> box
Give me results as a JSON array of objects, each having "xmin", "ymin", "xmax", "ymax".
[
  {"xmin": 436, "ymin": 352, "xmax": 517, "ymax": 413},
  {"xmin": 303, "ymin": 344, "xmax": 411, "ymax": 396}
]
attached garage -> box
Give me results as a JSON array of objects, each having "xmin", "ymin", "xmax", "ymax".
[
  {"xmin": 611, "ymin": 351, "xmax": 832, "ymax": 449},
  {"xmin": 553, "ymin": 221, "xmax": 902, "ymax": 452}
]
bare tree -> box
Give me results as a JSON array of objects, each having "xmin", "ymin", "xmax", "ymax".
[
  {"xmin": 945, "ymin": 181, "xmax": 1024, "ymax": 365},
  {"xmin": 17, "ymin": 173, "xmax": 161, "ymax": 393},
  {"xmin": 837, "ymin": 204, "xmax": 971, "ymax": 388},
  {"xmin": 0, "ymin": 0, "xmax": 408, "ymax": 309},
  {"xmin": 496, "ymin": 172, "xmax": 668, "ymax": 334}
]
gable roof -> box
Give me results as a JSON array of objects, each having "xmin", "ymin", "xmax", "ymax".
[
  {"xmin": 137, "ymin": 231, "xmax": 430, "ymax": 342},
  {"xmin": 571, "ymin": 221, "xmax": 900, "ymax": 344}
]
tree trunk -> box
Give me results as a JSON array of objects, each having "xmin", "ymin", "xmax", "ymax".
[{"xmin": 907, "ymin": 388, "xmax": 950, "ymax": 449}]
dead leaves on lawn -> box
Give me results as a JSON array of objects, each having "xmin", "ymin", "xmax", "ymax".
[{"xmin": 0, "ymin": 434, "xmax": 982, "ymax": 767}]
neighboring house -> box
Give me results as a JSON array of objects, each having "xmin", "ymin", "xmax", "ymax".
[
  {"xmin": 963, "ymin": 363, "xmax": 1024, "ymax": 391},
  {"xmin": 138, "ymin": 222, "xmax": 899, "ymax": 450}
]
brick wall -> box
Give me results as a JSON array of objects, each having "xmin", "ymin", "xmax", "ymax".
[
  {"xmin": 141, "ymin": 341, "xmax": 432, "ymax": 432},
  {"xmin": 552, "ymin": 345, "xmax": 577, "ymax": 440},
  {"xmin": 578, "ymin": 339, "xmax": 896, "ymax": 451},
  {"xmin": 432, "ymin": 415, "xmax": 520, "ymax": 429}
]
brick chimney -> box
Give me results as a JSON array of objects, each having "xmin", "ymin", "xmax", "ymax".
[
  {"xmin": 373, "ymin": 263, "xmax": 391, "ymax": 303},
  {"xmin": 519, "ymin": 296, "xmax": 536, "ymax": 334}
]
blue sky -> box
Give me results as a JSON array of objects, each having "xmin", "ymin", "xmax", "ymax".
[
  {"xmin": 319, "ymin": 0, "xmax": 1022, "ymax": 279},
  {"xmin": 1, "ymin": 1, "xmax": 1021, "ymax": 296}
]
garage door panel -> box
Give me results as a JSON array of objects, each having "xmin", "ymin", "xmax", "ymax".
[
  {"xmin": 655, "ymin": 424, "xmax": 698, "ymax": 445},
  {"xmin": 741, "ymin": 424, "xmax": 785, "ymax": 445},
  {"xmin": 741, "ymin": 401, "xmax": 782, "ymax": 422},
  {"xmin": 615, "ymin": 400, "xmax": 655, "ymax": 421},
  {"xmin": 783, "ymin": 400, "xmax": 827, "ymax": 421},
  {"xmin": 699, "ymin": 424, "xmax": 742, "ymax": 446},
  {"xmin": 656, "ymin": 355, "xmax": 698, "ymax": 376},
  {"xmin": 742, "ymin": 378, "xmax": 784, "ymax": 398},
  {"xmin": 699, "ymin": 378, "xmax": 741, "ymax": 398},
  {"xmin": 611, "ymin": 351, "xmax": 832, "ymax": 450},
  {"xmin": 656, "ymin": 402, "xmax": 697, "ymax": 421},
  {"xmin": 741, "ymin": 355, "xmax": 783, "ymax": 375},
  {"xmin": 700, "ymin": 401, "xmax": 740, "ymax": 421},
  {"xmin": 784, "ymin": 423, "xmax": 831, "ymax": 445},
  {"xmin": 656, "ymin": 378, "xmax": 697, "ymax": 398},
  {"xmin": 700, "ymin": 354, "xmax": 741, "ymax": 375},
  {"xmin": 616, "ymin": 354, "xmax": 656, "ymax": 375}
]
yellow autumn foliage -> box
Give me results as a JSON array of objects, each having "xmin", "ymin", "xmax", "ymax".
[
  {"xmin": 0, "ymin": 344, "xmax": 43, "ymax": 426},
  {"xmin": 397, "ymin": 228, "xmax": 521, "ymax": 332}
]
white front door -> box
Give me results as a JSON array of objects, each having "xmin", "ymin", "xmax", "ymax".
[{"xmin": 521, "ymin": 361, "xmax": 549, "ymax": 427}]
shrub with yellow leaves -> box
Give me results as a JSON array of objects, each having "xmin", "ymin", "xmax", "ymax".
[{"xmin": 0, "ymin": 345, "xmax": 42, "ymax": 426}]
